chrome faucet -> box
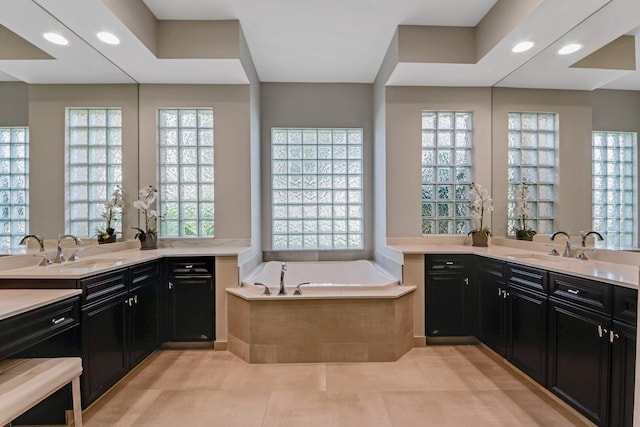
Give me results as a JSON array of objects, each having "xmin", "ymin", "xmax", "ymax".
[
  {"xmin": 278, "ymin": 262, "xmax": 287, "ymax": 296},
  {"xmin": 54, "ymin": 234, "xmax": 83, "ymax": 263},
  {"xmin": 550, "ymin": 231, "xmax": 572, "ymax": 257},
  {"xmin": 293, "ymin": 282, "xmax": 311, "ymax": 296},
  {"xmin": 19, "ymin": 234, "xmax": 45, "ymax": 252},
  {"xmin": 576, "ymin": 231, "xmax": 605, "ymax": 260},
  {"xmin": 581, "ymin": 230, "xmax": 604, "ymax": 247}
]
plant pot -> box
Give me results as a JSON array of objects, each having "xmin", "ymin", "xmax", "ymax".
[
  {"xmin": 139, "ymin": 233, "xmax": 157, "ymax": 250},
  {"xmin": 516, "ymin": 230, "xmax": 536, "ymax": 241},
  {"xmin": 98, "ymin": 234, "xmax": 116, "ymax": 244},
  {"xmin": 471, "ymin": 231, "xmax": 489, "ymax": 247}
]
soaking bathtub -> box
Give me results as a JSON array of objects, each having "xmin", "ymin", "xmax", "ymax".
[{"xmin": 226, "ymin": 260, "xmax": 416, "ymax": 363}]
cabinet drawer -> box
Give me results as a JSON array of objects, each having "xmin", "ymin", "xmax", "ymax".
[
  {"xmin": 0, "ymin": 297, "xmax": 80, "ymax": 359},
  {"xmin": 476, "ymin": 256, "xmax": 505, "ymax": 280},
  {"xmin": 168, "ymin": 257, "xmax": 213, "ymax": 277},
  {"xmin": 425, "ymin": 254, "xmax": 470, "ymax": 274},
  {"xmin": 549, "ymin": 272, "xmax": 611, "ymax": 313},
  {"xmin": 613, "ymin": 286, "xmax": 637, "ymax": 325},
  {"xmin": 80, "ymin": 268, "xmax": 128, "ymax": 306},
  {"xmin": 130, "ymin": 261, "xmax": 160, "ymax": 290},
  {"xmin": 507, "ymin": 263, "xmax": 548, "ymax": 294}
]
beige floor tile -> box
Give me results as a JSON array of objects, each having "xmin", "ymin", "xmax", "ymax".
[
  {"xmin": 262, "ymin": 390, "xmax": 392, "ymax": 427},
  {"xmin": 326, "ymin": 361, "xmax": 434, "ymax": 391},
  {"xmin": 218, "ymin": 362, "xmax": 327, "ymax": 391},
  {"xmin": 128, "ymin": 390, "xmax": 269, "ymax": 427},
  {"xmin": 83, "ymin": 387, "xmax": 164, "ymax": 427}
]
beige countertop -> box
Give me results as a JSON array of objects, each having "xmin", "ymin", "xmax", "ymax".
[
  {"xmin": 0, "ymin": 289, "xmax": 82, "ymax": 320},
  {"xmin": 387, "ymin": 243, "xmax": 640, "ymax": 289},
  {"xmin": 227, "ymin": 285, "xmax": 416, "ymax": 301},
  {"xmin": 0, "ymin": 244, "xmax": 251, "ymax": 280}
]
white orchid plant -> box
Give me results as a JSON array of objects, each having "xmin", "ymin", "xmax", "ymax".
[
  {"xmin": 97, "ymin": 186, "xmax": 124, "ymax": 240},
  {"xmin": 132, "ymin": 185, "xmax": 159, "ymax": 239},
  {"xmin": 513, "ymin": 182, "xmax": 535, "ymax": 234},
  {"xmin": 469, "ymin": 182, "xmax": 493, "ymax": 234}
]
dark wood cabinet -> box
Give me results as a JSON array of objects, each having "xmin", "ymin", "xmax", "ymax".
[
  {"xmin": 477, "ymin": 257, "xmax": 507, "ymax": 355},
  {"xmin": 609, "ymin": 286, "xmax": 637, "ymax": 427},
  {"xmin": 80, "ymin": 261, "xmax": 161, "ymax": 407},
  {"xmin": 167, "ymin": 257, "xmax": 214, "ymax": 342},
  {"xmin": 506, "ymin": 263, "xmax": 548, "ymax": 386},
  {"xmin": 80, "ymin": 269, "xmax": 129, "ymax": 407},
  {"xmin": 425, "ymin": 255, "xmax": 472, "ymax": 337}
]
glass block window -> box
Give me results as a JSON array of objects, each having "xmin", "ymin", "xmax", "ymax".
[
  {"xmin": 66, "ymin": 109, "xmax": 122, "ymax": 237},
  {"xmin": 158, "ymin": 109, "xmax": 214, "ymax": 237},
  {"xmin": 592, "ymin": 132, "xmax": 637, "ymax": 247},
  {"xmin": 0, "ymin": 127, "xmax": 28, "ymax": 250},
  {"xmin": 421, "ymin": 111, "xmax": 473, "ymax": 234},
  {"xmin": 507, "ymin": 112, "xmax": 557, "ymax": 235},
  {"xmin": 271, "ymin": 128, "xmax": 363, "ymax": 250}
]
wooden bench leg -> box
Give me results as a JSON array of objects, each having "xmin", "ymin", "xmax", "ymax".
[{"xmin": 71, "ymin": 376, "xmax": 82, "ymax": 427}]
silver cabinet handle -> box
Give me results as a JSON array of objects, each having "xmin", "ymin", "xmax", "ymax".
[
  {"xmin": 185, "ymin": 265, "xmax": 193, "ymax": 269},
  {"xmin": 168, "ymin": 281, "xmax": 173, "ymax": 290},
  {"xmin": 464, "ymin": 278, "xmax": 469, "ymax": 285},
  {"xmin": 567, "ymin": 289, "xmax": 580, "ymax": 295},
  {"xmin": 610, "ymin": 330, "xmax": 620, "ymax": 343},
  {"xmin": 497, "ymin": 288, "xmax": 502, "ymax": 296},
  {"xmin": 445, "ymin": 261, "xmax": 453, "ymax": 265},
  {"xmin": 598, "ymin": 325, "xmax": 603, "ymax": 337},
  {"xmin": 502, "ymin": 290, "xmax": 508, "ymax": 299},
  {"xmin": 134, "ymin": 295, "xmax": 138, "ymax": 304},
  {"xmin": 51, "ymin": 317, "xmax": 65, "ymax": 325}
]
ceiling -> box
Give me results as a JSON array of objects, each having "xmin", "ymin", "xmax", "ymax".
[{"xmin": 0, "ymin": 0, "xmax": 639, "ymax": 90}]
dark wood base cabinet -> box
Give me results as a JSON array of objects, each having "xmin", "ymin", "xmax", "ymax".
[
  {"xmin": 167, "ymin": 257, "xmax": 214, "ymax": 342},
  {"xmin": 81, "ymin": 261, "xmax": 161, "ymax": 407},
  {"xmin": 477, "ymin": 258, "xmax": 507, "ymax": 355}
]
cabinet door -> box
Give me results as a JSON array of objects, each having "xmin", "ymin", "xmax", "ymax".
[
  {"xmin": 548, "ymin": 300, "xmax": 610, "ymax": 425},
  {"xmin": 610, "ymin": 321, "xmax": 636, "ymax": 427},
  {"xmin": 169, "ymin": 277, "xmax": 214, "ymax": 341},
  {"xmin": 81, "ymin": 292, "xmax": 128, "ymax": 407},
  {"xmin": 426, "ymin": 274, "xmax": 467, "ymax": 336},
  {"xmin": 478, "ymin": 273, "xmax": 507, "ymax": 355},
  {"xmin": 507, "ymin": 286, "xmax": 547, "ymax": 386},
  {"xmin": 129, "ymin": 282, "xmax": 161, "ymax": 368}
]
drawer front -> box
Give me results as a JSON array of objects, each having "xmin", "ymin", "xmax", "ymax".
[
  {"xmin": 476, "ymin": 256, "xmax": 505, "ymax": 281},
  {"xmin": 168, "ymin": 257, "xmax": 214, "ymax": 276},
  {"xmin": 0, "ymin": 297, "xmax": 80, "ymax": 359},
  {"xmin": 549, "ymin": 272, "xmax": 611, "ymax": 313},
  {"xmin": 507, "ymin": 263, "xmax": 548, "ymax": 294},
  {"xmin": 80, "ymin": 268, "xmax": 128, "ymax": 306},
  {"xmin": 425, "ymin": 254, "xmax": 470, "ymax": 274},
  {"xmin": 613, "ymin": 286, "xmax": 638, "ymax": 325},
  {"xmin": 130, "ymin": 260, "xmax": 160, "ymax": 290}
]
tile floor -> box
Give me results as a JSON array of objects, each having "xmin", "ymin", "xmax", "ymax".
[{"xmin": 83, "ymin": 345, "xmax": 594, "ymax": 426}]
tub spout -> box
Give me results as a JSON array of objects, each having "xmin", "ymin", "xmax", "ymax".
[
  {"xmin": 293, "ymin": 282, "xmax": 311, "ymax": 296},
  {"xmin": 279, "ymin": 262, "xmax": 287, "ymax": 295}
]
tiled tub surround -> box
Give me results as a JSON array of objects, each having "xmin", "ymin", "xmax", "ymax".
[{"xmin": 227, "ymin": 289, "xmax": 415, "ymax": 364}]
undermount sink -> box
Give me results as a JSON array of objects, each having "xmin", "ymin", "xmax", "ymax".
[
  {"xmin": 49, "ymin": 258, "xmax": 127, "ymax": 269},
  {"xmin": 508, "ymin": 253, "xmax": 579, "ymax": 265}
]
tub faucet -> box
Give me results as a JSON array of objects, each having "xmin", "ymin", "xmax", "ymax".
[
  {"xmin": 279, "ymin": 262, "xmax": 287, "ymax": 296},
  {"xmin": 550, "ymin": 231, "xmax": 571, "ymax": 257},
  {"xmin": 54, "ymin": 234, "xmax": 83, "ymax": 263},
  {"xmin": 19, "ymin": 234, "xmax": 45, "ymax": 252},
  {"xmin": 293, "ymin": 282, "xmax": 311, "ymax": 296}
]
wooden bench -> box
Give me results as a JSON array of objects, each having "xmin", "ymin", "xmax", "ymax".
[{"xmin": 0, "ymin": 358, "xmax": 82, "ymax": 427}]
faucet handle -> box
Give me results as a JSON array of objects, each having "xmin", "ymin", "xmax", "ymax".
[
  {"xmin": 545, "ymin": 244, "xmax": 559, "ymax": 256},
  {"xmin": 33, "ymin": 254, "xmax": 52, "ymax": 266}
]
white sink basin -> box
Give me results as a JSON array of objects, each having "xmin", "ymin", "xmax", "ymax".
[
  {"xmin": 509, "ymin": 253, "xmax": 578, "ymax": 265},
  {"xmin": 49, "ymin": 258, "xmax": 127, "ymax": 269}
]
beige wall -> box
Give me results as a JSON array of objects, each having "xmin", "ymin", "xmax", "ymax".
[
  {"xmin": 138, "ymin": 84, "xmax": 253, "ymax": 240},
  {"xmin": 492, "ymin": 88, "xmax": 593, "ymax": 237},
  {"xmin": 28, "ymin": 84, "xmax": 139, "ymax": 237},
  {"xmin": 260, "ymin": 83, "xmax": 374, "ymax": 259},
  {"xmin": 0, "ymin": 82, "xmax": 28, "ymax": 126},
  {"xmin": 384, "ymin": 86, "xmax": 492, "ymax": 238}
]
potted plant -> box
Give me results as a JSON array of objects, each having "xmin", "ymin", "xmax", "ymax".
[
  {"xmin": 97, "ymin": 186, "xmax": 124, "ymax": 244},
  {"xmin": 468, "ymin": 182, "xmax": 493, "ymax": 247},
  {"xmin": 513, "ymin": 182, "xmax": 536, "ymax": 241},
  {"xmin": 132, "ymin": 185, "xmax": 159, "ymax": 250}
]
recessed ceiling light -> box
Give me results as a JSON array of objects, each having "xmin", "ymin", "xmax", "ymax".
[
  {"xmin": 558, "ymin": 43, "xmax": 582, "ymax": 55},
  {"xmin": 43, "ymin": 32, "xmax": 69, "ymax": 46},
  {"xmin": 96, "ymin": 31, "xmax": 120, "ymax": 45},
  {"xmin": 512, "ymin": 41, "xmax": 534, "ymax": 53}
]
